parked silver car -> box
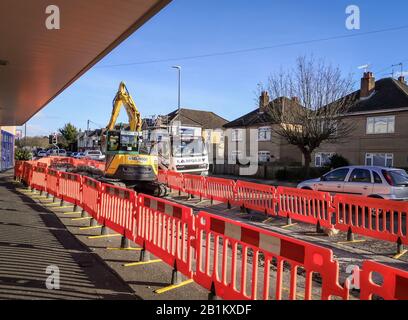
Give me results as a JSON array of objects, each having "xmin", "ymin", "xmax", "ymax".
[{"xmin": 297, "ymin": 166, "xmax": 408, "ymax": 201}]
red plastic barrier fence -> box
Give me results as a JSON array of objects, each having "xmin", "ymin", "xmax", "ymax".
[
  {"xmin": 81, "ymin": 176, "xmax": 101, "ymax": 219},
  {"xmin": 277, "ymin": 187, "xmax": 332, "ymax": 228},
  {"xmin": 167, "ymin": 171, "xmax": 184, "ymax": 192},
  {"xmin": 360, "ymin": 260, "xmax": 408, "ymax": 300},
  {"xmin": 183, "ymin": 174, "xmax": 206, "ymax": 198},
  {"xmin": 194, "ymin": 211, "xmax": 349, "ymax": 300},
  {"xmin": 46, "ymin": 168, "xmax": 60, "ymax": 198},
  {"xmin": 30, "ymin": 166, "xmax": 47, "ymax": 193},
  {"xmin": 14, "ymin": 161, "xmax": 24, "ymax": 179},
  {"xmin": 333, "ymin": 194, "xmax": 408, "ymax": 245},
  {"xmin": 58, "ymin": 172, "xmax": 82, "ymax": 206},
  {"xmin": 99, "ymin": 184, "xmax": 136, "ymax": 239},
  {"xmin": 136, "ymin": 194, "xmax": 196, "ymax": 278},
  {"xmin": 233, "ymin": 180, "xmax": 276, "ymax": 215},
  {"xmin": 205, "ymin": 177, "xmax": 235, "ymax": 206},
  {"xmin": 22, "ymin": 162, "xmax": 34, "ymax": 186},
  {"xmin": 157, "ymin": 170, "xmax": 168, "ymax": 185}
]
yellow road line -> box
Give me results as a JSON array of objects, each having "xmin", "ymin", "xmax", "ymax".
[
  {"xmin": 88, "ymin": 234, "xmax": 121, "ymax": 240},
  {"xmin": 63, "ymin": 212, "xmax": 82, "ymax": 215},
  {"xmin": 337, "ymin": 240, "xmax": 366, "ymax": 245},
  {"xmin": 154, "ymin": 279, "xmax": 194, "ymax": 294},
  {"xmin": 106, "ymin": 247, "xmax": 143, "ymax": 251},
  {"xmin": 263, "ymin": 218, "xmax": 273, "ymax": 224},
  {"xmin": 72, "ymin": 217, "xmax": 93, "ymax": 222},
  {"xmin": 393, "ymin": 250, "xmax": 408, "ymax": 260},
  {"xmin": 79, "ymin": 225, "xmax": 101, "ymax": 230},
  {"xmin": 51, "ymin": 206, "xmax": 75, "ymax": 210},
  {"xmin": 282, "ymin": 223, "xmax": 298, "ymax": 229},
  {"xmin": 124, "ymin": 259, "xmax": 162, "ymax": 267}
]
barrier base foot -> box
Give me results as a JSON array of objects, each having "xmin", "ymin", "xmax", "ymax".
[
  {"xmin": 81, "ymin": 210, "xmax": 88, "ymax": 218},
  {"xmin": 120, "ymin": 236, "xmax": 131, "ymax": 249},
  {"xmin": 101, "ymin": 226, "xmax": 108, "ymax": 236},
  {"xmin": 90, "ymin": 218, "xmax": 99, "ymax": 227},
  {"xmin": 171, "ymin": 270, "xmax": 182, "ymax": 286},
  {"xmin": 140, "ymin": 249, "xmax": 151, "ymax": 262}
]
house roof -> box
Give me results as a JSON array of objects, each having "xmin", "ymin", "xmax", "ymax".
[
  {"xmin": 223, "ymin": 97, "xmax": 302, "ymax": 128},
  {"xmin": 167, "ymin": 108, "xmax": 228, "ymax": 129},
  {"xmin": 344, "ymin": 78, "xmax": 408, "ymax": 114}
]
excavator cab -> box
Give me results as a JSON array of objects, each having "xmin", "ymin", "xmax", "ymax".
[{"xmin": 104, "ymin": 130, "xmax": 157, "ymax": 183}]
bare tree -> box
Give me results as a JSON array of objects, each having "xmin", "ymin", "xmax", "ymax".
[{"xmin": 264, "ymin": 56, "xmax": 355, "ymax": 176}]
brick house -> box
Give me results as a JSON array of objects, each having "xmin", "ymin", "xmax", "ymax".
[
  {"xmin": 313, "ymin": 72, "xmax": 408, "ymax": 168},
  {"xmin": 223, "ymin": 92, "xmax": 303, "ymax": 165}
]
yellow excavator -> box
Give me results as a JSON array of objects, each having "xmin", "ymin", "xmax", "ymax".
[{"xmin": 99, "ymin": 82, "xmax": 164, "ymax": 194}]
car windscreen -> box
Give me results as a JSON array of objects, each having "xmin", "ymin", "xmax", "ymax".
[{"xmin": 386, "ymin": 170, "xmax": 408, "ymax": 186}]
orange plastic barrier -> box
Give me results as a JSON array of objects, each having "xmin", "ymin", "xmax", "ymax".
[
  {"xmin": 14, "ymin": 161, "xmax": 24, "ymax": 179},
  {"xmin": 30, "ymin": 166, "xmax": 47, "ymax": 193},
  {"xmin": 22, "ymin": 162, "xmax": 34, "ymax": 186},
  {"xmin": 234, "ymin": 180, "xmax": 276, "ymax": 215},
  {"xmin": 99, "ymin": 184, "xmax": 136, "ymax": 239},
  {"xmin": 167, "ymin": 171, "xmax": 184, "ymax": 192},
  {"xmin": 46, "ymin": 168, "xmax": 60, "ymax": 198},
  {"xmin": 58, "ymin": 172, "xmax": 82, "ymax": 206},
  {"xmin": 157, "ymin": 170, "xmax": 168, "ymax": 185},
  {"xmin": 81, "ymin": 176, "xmax": 101, "ymax": 219},
  {"xmin": 277, "ymin": 187, "xmax": 332, "ymax": 228},
  {"xmin": 183, "ymin": 174, "xmax": 206, "ymax": 198},
  {"xmin": 194, "ymin": 211, "xmax": 349, "ymax": 300},
  {"xmin": 360, "ymin": 260, "xmax": 408, "ymax": 300},
  {"xmin": 333, "ymin": 194, "xmax": 408, "ymax": 245},
  {"xmin": 205, "ymin": 177, "xmax": 235, "ymax": 206},
  {"xmin": 136, "ymin": 194, "xmax": 196, "ymax": 277}
]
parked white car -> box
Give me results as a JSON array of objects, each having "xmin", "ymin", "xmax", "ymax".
[
  {"xmin": 83, "ymin": 150, "xmax": 105, "ymax": 161},
  {"xmin": 297, "ymin": 166, "xmax": 408, "ymax": 201}
]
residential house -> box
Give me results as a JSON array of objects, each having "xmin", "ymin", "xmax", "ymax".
[
  {"xmin": 77, "ymin": 129, "xmax": 102, "ymax": 151},
  {"xmin": 223, "ymin": 92, "xmax": 303, "ymax": 165},
  {"xmin": 142, "ymin": 107, "xmax": 229, "ymax": 156},
  {"xmin": 313, "ymin": 72, "xmax": 408, "ymax": 168}
]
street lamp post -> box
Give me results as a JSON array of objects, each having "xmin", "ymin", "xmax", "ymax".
[{"xmin": 172, "ymin": 66, "xmax": 181, "ymax": 110}]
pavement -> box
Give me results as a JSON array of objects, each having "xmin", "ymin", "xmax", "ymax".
[{"xmin": 0, "ymin": 171, "xmax": 208, "ymax": 300}]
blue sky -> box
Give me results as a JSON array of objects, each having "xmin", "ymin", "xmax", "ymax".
[{"xmin": 22, "ymin": 0, "xmax": 408, "ymax": 136}]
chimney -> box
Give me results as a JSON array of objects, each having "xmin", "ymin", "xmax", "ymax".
[
  {"xmin": 398, "ymin": 76, "xmax": 406, "ymax": 84},
  {"xmin": 360, "ymin": 72, "xmax": 375, "ymax": 98},
  {"xmin": 259, "ymin": 91, "xmax": 270, "ymax": 112}
]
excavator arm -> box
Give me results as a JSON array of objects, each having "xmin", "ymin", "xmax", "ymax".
[{"xmin": 106, "ymin": 82, "xmax": 142, "ymax": 132}]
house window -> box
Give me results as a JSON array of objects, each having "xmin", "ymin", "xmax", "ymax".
[
  {"xmin": 366, "ymin": 116, "xmax": 395, "ymax": 134},
  {"xmin": 365, "ymin": 153, "xmax": 394, "ymax": 167},
  {"xmin": 231, "ymin": 129, "xmax": 243, "ymax": 142},
  {"xmin": 315, "ymin": 153, "xmax": 334, "ymax": 167},
  {"xmin": 258, "ymin": 127, "xmax": 271, "ymax": 141},
  {"xmin": 258, "ymin": 151, "xmax": 271, "ymax": 163}
]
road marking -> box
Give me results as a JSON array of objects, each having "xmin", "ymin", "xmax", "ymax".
[
  {"xmin": 263, "ymin": 217, "xmax": 273, "ymax": 224},
  {"xmin": 124, "ymin": 259, "xmax": 162, "ymax": 267},
  {"xmin": 282, "ymin": 223, "xmax": 298, "ymax": 229},
  {"xmin": 73, "ymin": 217, "xmax": 93, "ymax": 222},
  {"xmin": 51, "ymin": 205, "xmax": 75, "ymax": 210},
  {"xmin": 63, "ymin": 212, "xmax": 82, "ymax": 215},
  {"xmin": 106, "ymin": 247, "xmax": 143, "ymax": 251},
  {"xmin": 88, "ymin": 234, "xmax": 121, "ymax": 240},
  {"xmin": 79, "ymin": 225, "xmax": 101, "ymax": 230},
  {"xmin": 337, "ymin": 240, "xmax": 366, "ymax": 245},
  {"xmin": 154, "ymin": 279, "xmax": 194, "ymax": 294},
  {"xmin": 393, "ymin": 250, "xmax": 408, "ymax": 260}
]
